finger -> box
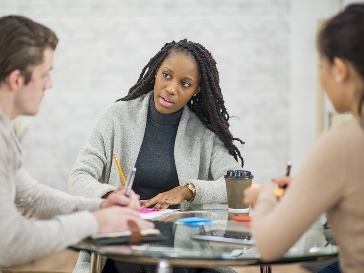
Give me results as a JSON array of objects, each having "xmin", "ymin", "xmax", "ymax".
[
  {"xmin": 274, "ymin": 188, "xmax": 285, "ymax": 198},
  {"xmin": 127, "ymin": 191, "xmax": 141, "ymax": 209},
  {"xmin": 140, "ymin": 200, "xmax": 153, "ymax": 208},
  {"xmin": 272, "ymin": 176, "xmax": 291, "ymax": 186},
  {"xmin": 141, "ymin": 199, "xmax": 154, "ymax": 208},
  {"xmin": 110, "ymin": 192, "xmax": 131, "ymax": 206},
  {"xmin": 153, "ymin": 200, "xmax": 166, "ymax": 210},
  {"xmin": 110, "ymin": 191, "xmax": 140, "ymax": 210},
  {"xmin": 160, "ymin": 201, "xmax": 170, "ymax": 210},
  {"xmin": 141, "ymin": 196, "xmax": 160, "ymax": 208}
]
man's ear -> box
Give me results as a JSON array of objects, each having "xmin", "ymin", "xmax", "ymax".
[{"xmin": 6, "ymin": 70, "xmax": 24, "ymax": 91}]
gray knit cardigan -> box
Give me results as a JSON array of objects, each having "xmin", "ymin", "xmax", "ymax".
[
  {"xmin": 69, "ymin": 91, "xmax": 241, "ymax": 273},
  {"xmin": 68, "ymin": 91, "xmax": 242, "ymax": 203}
]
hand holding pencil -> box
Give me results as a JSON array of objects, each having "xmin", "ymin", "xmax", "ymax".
[{"xmin": 273, "ymin": 161, "xmax": 292, "ymax": 199}]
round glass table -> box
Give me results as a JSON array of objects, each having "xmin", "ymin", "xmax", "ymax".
[{"xmin": 70, "ymin": 205, "xmax": 338, "ymax": 273}]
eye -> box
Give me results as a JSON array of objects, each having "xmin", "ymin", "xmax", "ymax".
[
  {"xmin": 162, "ymin": 72, "xmax": 171, "ymax": 79},
  {"xmin": 181, "ymin": 81, "xmax": 191, "ymax": 87}
]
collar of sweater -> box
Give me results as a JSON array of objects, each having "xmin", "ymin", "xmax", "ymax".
[{"xmin": 148, "ymin": 94, "xmax": 183, "ymax": 125}]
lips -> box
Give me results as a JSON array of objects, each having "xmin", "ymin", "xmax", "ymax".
[{"xmin": 159, "ymin": 95, "xmax": 175, "ymax": 107}]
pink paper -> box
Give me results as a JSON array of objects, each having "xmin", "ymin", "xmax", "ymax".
[{"xmin": 139, "ymin": 208, "xmax": 159, "ymax": 214}]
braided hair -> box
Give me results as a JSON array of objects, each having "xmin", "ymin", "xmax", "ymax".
[{"xmin": 117, "ymin": 39, "xmax": 244, "ymax": 166}]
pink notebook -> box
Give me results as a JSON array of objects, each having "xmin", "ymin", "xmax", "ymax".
[
  {"xmin": 139, "ymin": 208, "xmax": 159, "ymax": 214},
  {"xmin": 139, "ymin": 208, "xmax": 179, "ymax": 219}
]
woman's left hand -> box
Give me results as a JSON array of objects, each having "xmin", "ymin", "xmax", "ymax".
[{"xmin": 140, "ymin": 186, "xmax": 190, "ymax": 210}]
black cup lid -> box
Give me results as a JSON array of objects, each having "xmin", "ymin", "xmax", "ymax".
[{"xmin": 224, "ymin": 170, "xmax": 254, "ymax": 179}]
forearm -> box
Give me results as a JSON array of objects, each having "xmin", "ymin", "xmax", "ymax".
[
  {"xmin": 187, "ymin": 178, "xmax": 227, "ymax": 204},
  {"xmin": 0, "ymin": 205, "xmax": 97, "ymax": 267},
  {"xmin": 16, "ymin": 168, "xmax": 103, "ymax": 219}
]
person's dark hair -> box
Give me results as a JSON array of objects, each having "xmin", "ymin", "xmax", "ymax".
[
  {"xmin": 318, "ymin": 3, "xmax": 364, "ymax": 128},
  {"xmin": 117, "ymin": 39, "xmax": 244, "ymax": 166},
  {"xmin": 0, "ymin": 15, "xmax": 58, "ymax": 85}
]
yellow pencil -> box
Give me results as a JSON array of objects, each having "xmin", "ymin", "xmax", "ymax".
[{"xmin": 113, "ymin": 153, "xmax": 126, "ymax": 186}]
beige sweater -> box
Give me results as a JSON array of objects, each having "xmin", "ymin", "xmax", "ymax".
[
  {"xmin": 0, "ymin": 107, "xmax": 103, "ymax": 268},
  {"xmin": 252, "ymin": 119, "xmax": 364, "ymax": 273}
]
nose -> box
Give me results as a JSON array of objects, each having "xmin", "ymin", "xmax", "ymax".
[
  {"xmin": 44, "ymin": 78, "xmax": 53, "ymax": 91},
  {"xmin": 166, "ymin": 80, "xmax": 178, "ymax": 95}
]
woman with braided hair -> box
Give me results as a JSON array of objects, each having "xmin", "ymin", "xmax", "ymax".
[
  {"xmin": 69, "ymin": 39, "xmax": 243, "ymax": 273},
  {"xmin": 69, "ymin": 39, "xmax": 243, "ymax": 209}
]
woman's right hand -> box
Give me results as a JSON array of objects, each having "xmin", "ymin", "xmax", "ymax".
[{"xmin": 272, "ymin": 176, "xmax": 292, "ymax": 188}]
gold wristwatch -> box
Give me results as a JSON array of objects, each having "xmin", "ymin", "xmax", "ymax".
[{"xmin": 185, "ymin": 182, "xmax": 196, "ymax": 202}]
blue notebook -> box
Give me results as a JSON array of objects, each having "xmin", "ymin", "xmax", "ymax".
[{"xmin": 174, "ymin": 217, "xmax": 212, "ymax": 227}]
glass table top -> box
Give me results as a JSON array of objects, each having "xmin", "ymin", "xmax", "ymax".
[{"xmin": 71, "ymin": 206, "xmax": 338, "ymax": 266}]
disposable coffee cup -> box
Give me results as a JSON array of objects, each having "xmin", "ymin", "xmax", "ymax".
[{"xmin": 224, "ymin": 170, "xmax": 254, "ymax": 213}]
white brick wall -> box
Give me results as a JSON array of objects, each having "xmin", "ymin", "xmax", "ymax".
[{"xmin": 1, "ymin": 0, "xmax": 291, "ymax": 191}]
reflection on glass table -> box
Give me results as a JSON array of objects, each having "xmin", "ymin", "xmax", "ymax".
[{"xmin": 70, "ymin": 206, "xmax": 338, "ymax": 273}]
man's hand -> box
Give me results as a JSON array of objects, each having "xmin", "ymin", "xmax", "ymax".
[
  {"xmin": 101, "ymin": 189, "xmax": 140, "ymax": 210},
  {"xmin": 92, "ymin": 206, "xmax": 154, "ymax": 234},
  {"xmin": 140, "ymin": 186, "xmax": 189, "ymax": 210}
]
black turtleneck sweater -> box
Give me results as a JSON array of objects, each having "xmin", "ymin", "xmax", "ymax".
[{"xmin": 133, "ymin": 96, "xmax": 182, "ymax": 205}]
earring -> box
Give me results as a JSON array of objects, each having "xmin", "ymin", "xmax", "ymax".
[{"xmin": 193, "ymin": 94, "xmax": 197, "ymax": 97}]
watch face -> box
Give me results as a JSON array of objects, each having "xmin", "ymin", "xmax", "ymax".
[
  {"xmin": 186, "ymin": 183, "xmax": 196, "ymax": 202},
  {"xmin": 187, "ymin": 183, "xmax": 195, "ymax": 191}
]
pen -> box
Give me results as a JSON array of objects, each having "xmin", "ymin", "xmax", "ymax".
[
  {"xmin": 113, "ymin": 154, "xmax": 126, "ymax": 186},
  {"xmin": 285, "ymin": 161, "xmax": 292, "ymax": 177},
  {"xmin": 275, "ymin": 161, "xmax": 292, "ymax": 199},
  {"xmin": 279, "ymin": 161, "xmax": 292, "ymax": 190},
  {"xmin": 125, "ymin": 167, "xmax": 136, "ymax": 197}
]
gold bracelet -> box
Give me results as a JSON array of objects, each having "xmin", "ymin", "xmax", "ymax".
[{"xmin": 185, "ymin": 182, "xmax": 196, "ymax": 202}]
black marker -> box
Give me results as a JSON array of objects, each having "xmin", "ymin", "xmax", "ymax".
[{"xmin": 125, "ymin": 167, "xmax": 136, "ymax": 197}]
